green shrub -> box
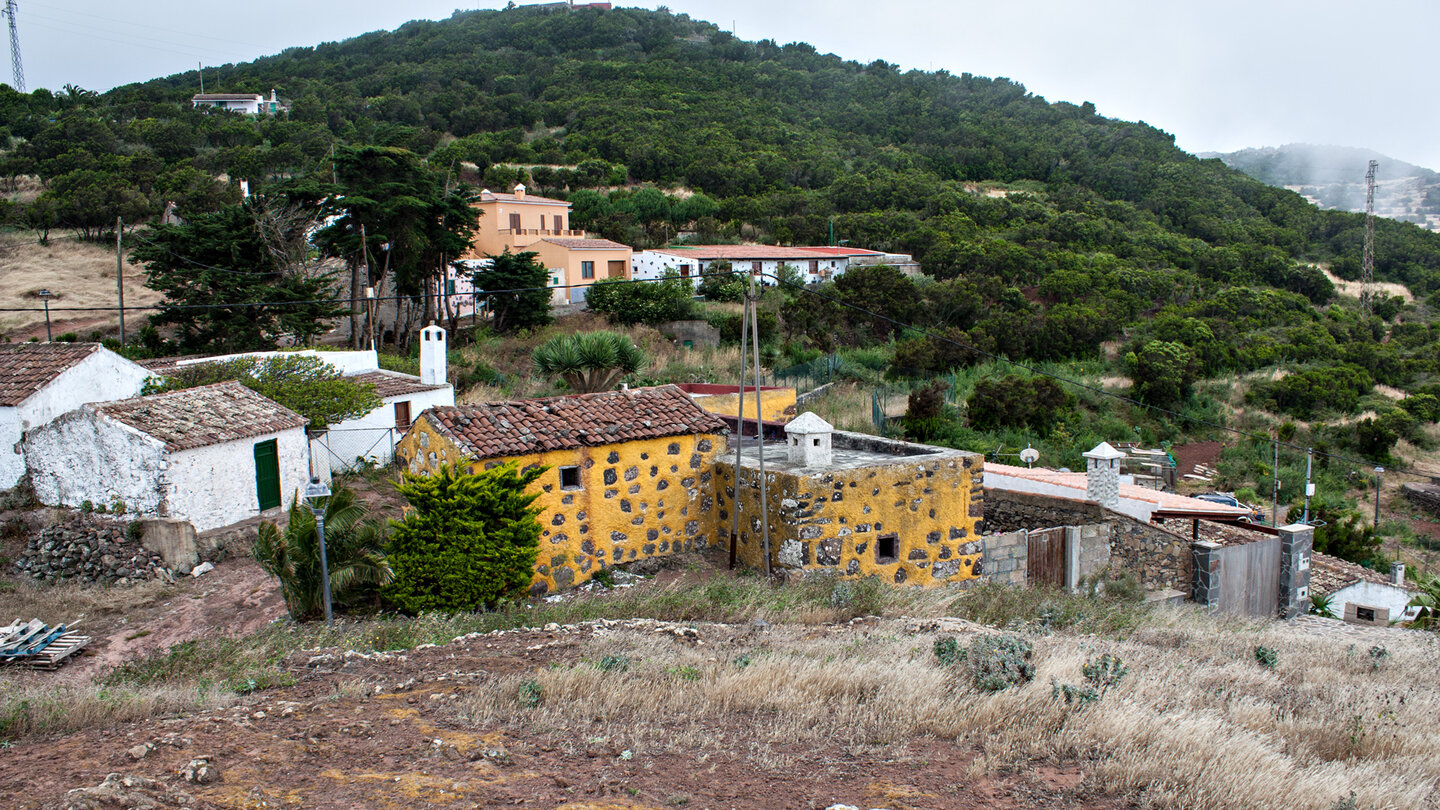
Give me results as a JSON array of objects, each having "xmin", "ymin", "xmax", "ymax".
[
  {"xmin": 252, "ymin": 484, "xmax": 392, "ymax": 620},
  {"xmin": 517, "ymin": 678, "xmax": 543, "ymax": 707},
  {"xmin": 126, "ymin": 521, "xmax": 144, "ymax": 542},
  {"xmin": 965, "ymin": 634, "xmax": 1034, "ymax": 692},
  {"xmin": 382, "ymin": 462, "xmax": 546, "ymax": 613},
  {"xmin": 933, "ymin": 636, "xmax": 964, "ymax": 668},
  {"xmin": 1254, "ymin": 645, "xmax": 1278, "ymax": 670},
  {"xmin": 596, "ymin": 654, "xmax": 632, "ymax": 672}
]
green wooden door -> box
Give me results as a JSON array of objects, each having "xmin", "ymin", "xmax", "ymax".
[{"xmin": 254, "ymin": 439, "xmax": 281, "ymax": 512}]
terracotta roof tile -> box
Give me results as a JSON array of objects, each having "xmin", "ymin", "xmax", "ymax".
[
  {"xmin": 422, "ymin": 385, "xmax": 726, "ymax": 461},
  {"xmin": 985, "ymin": 462, "xmax": 1251, "ymax": 518},
  {"xmin": 95, "ymin": 381, "xmax": 307, "ymax": 451},
  {"xmin": 478, "ymin": 190, "xmax": 569, "ymax": 205},
  {"xmin": 1310, "ymin": 552, "xmax": 1397, "ymax": 596},
  {"xmin": 539, "ymin": 237, "xmax": 631, "ymax": 250},
  {"xmin": 0, "ymin": 343, "xmax": 103, "ymax": 406},
  {"xmin": 658, "ymin": 245, "xmax": 832, "ymax": 261},
  {"xmin": 347, "ymin": 370, "xmax": 449, "ymax": 399}
]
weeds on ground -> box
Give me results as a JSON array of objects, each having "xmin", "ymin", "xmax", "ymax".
[{"xmin": 948, "ymin": 581, "xmax": 1152, "ymax": 637}]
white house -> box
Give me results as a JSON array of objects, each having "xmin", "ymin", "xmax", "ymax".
[
  {"xmin": 141, "ymin": 336, "xmax": 456, "ymax": 474},
  {"xmin": 631, "ymin": 245, "xmax": 850, "ymax": 286},
  {"xmin": 1, "ymin": 343, "xmax": 153, "ymax": 490},
  {"xmin": 1310, "ymin": 554, "xmax": 1417, "ymax": 624},
  {"xmin": 190, "ymin": 89, "xmax": 285, "ymax": 115},
  {"xmin": 24, "ymin": 382, "xmax": 310, "ymax": 532}
]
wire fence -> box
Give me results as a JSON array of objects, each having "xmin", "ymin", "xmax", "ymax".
[{"xmin": 312, "ymin": 426, "xmax": 398, "ymax": 474}]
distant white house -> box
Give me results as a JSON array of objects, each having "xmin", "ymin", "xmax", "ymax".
[
  {"xmin": 0, "ymin": 344, "xmax": 153, "ymax": 490},
  {"xmin": 191, "ymin": 89, "xmax": 286, "ymax": 115},
  {"xmin": 632, "ymin": 245, "xmax": 847, "ymax": 285},
  {"xmin": 24, "ymin": 382, "xmax": 310, "ymax": 532}
]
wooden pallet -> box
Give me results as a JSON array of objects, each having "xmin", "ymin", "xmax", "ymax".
[
  {"xmin": 22, "ymin": 633, "xmax": 90, "ymax": 670},
  {"xmin": 0, "ymin": 618, "xmax": 90, "ymax": 669}
]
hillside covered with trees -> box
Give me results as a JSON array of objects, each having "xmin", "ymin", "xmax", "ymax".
[{"xmin": 1, "ymin": 5, "xmax": 1438, "ymax": 562}]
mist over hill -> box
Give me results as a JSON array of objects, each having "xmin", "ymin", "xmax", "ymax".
[{"xmin": 1204, "ymin": 144, "xmax": 1440, "ymax": 230}]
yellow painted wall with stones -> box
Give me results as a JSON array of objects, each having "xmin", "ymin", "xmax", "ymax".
[
  {"xmin": 691, "ymin": 388, "xmax": 797, "ymax": 423},
  {"xmin": 397, "ymin": 419, "xmax": 726, "ymax": 595},
  {"xmin": 716, "ymin": 454, "xmax": 984, "ymax": 586}
]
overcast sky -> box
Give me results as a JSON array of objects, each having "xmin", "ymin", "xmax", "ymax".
[{"xmin": 17, "ymin": 0, "xmax": 1440, "ymax": 170}]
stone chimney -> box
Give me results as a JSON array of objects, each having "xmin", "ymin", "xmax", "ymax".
[
  {"xmin": 1391, "ymin": 561, "xmax": 1406, "ymax": 586},
  {"xmin": 420, "ymin": 323, "xmax": 447, "ymax": 386},
  {"xmin": 1083, "ymin": 442, "xmax": 1126, "ymax": 510},
  {"xmin": 784, "ymin": 411, "xmax": 833, "ymax": 468},
  {"xmin": 514, "ymin": 182, "xmax": 527, "ymax": 199}
]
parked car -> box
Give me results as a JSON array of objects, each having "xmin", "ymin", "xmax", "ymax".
[{"xmin": 1196, "ymin": 492, "xmax": 1266, "ymax": 522}]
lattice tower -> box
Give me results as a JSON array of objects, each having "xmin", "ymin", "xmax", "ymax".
[
  {"xmin": 1362, "ymin": 159, "xmax": 1377, "ymax": 315},
  {"xmin": 1, "ymin": 0, "xmax": 20, "ymax": 93}
]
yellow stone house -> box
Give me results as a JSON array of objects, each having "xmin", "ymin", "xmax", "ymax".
[
  {"xmin": 395, "ymin": 385, "xmax": 729, "ymax": 595},
  {"xmin": 717, "ymin": 413, "xmax": 986, "ymax": 586}
]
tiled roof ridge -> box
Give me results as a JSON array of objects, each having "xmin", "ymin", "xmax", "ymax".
[
  {"xmin": 0, "ymin": 343, "xmax": 104, "ymax": 406},
  {"xmin": 95, "ymin": 380, "xmax": 306, "ymax": 451}
]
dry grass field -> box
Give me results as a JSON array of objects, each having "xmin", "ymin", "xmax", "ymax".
[
  {"xmin": 0, "ymin": 233, "xmax": 162, "ymax": 339},
  {"xmin": 2, "ymin": 551, "xmax": 1437, "ymax": 808}
]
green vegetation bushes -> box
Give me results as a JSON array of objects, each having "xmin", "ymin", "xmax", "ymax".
[
  {"xmin": 142, "ymin": 355, "xmax": 381, "ymax": 431},
  {"xmin": 383, "ymin": 463, "xmax": 546, "ymax": 613},
  {"xmin": 586, "ymin": 271, "xmax": 698, "ymax": 326},
  {"xmin": 532, "ymin": 330, "xmax": 645, "ymax": 393}
]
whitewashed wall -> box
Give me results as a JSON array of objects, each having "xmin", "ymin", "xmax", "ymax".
[
  {"xmin": 165, "ymin": 427, "xmax": 310, "ymax": 532},
  {"xmin": 320, "ymin": 384, "xmax": 454, "ymax": 470},
  {"xmin": 24, "ymin": 411, "xmax": 166, "ymax": 514},
  {"xmin": 1328, "ymin": 580, "xmax": 1418, "ymax": 622},
  {"xmin": 2, "ymin": 348, "xmax": 152, "ymax": 489}
]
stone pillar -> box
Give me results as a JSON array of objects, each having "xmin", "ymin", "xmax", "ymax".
[
  {"xmin": 420, "ymin": 323, "xmax": 447, "ymax": 385},
  {"xmin": 1391, "ymin": 561, "xmax": 1406, "ymax": 586},
  {"xmin": 1065, "ymin": 526, "xmax": 1081, "ymax": 593},
  {"xmin": 1192, "ymin": 541, "xmax": 1221, "ymax": 611},
  {"xmin": 1277, "ymin": 523, "xmax": 1313, "ymax": 619}
]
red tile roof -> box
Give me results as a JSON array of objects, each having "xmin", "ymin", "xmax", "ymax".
[
  {"xmin": 478, "ymin": 190, "xmax": 569, "ymax": 206},
  {"xmin": 422, "ymin": 384, "xmax": 727, "ymax": 460},
  {"xmin": 0, "ymin": 343, "xmax": 104, "ymax": 406},
  {"xmin": 348, "ymin": 371, "xmax": 449, "ymax": 399},
  {"xmin": 798, "ymin": 246, "xmax": 886, "ymax": 256},
  {"xmin": 539, "ymin": 237, "xmax": 631, "ymax": 250},
  {"xmin": 95, "ymin": 381, "xmax": 306, "ymax": 451},
  {"xmin": 658, "ymin": 245, "xmax": 833, "ymax": 260},
  {"xmin": 985, "ymin": 462, "xmax": 1252, "ymax": 518}
]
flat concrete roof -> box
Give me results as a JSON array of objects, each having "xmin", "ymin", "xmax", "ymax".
[{"xmin": 724, "ymin": 431, "xmax": 977, "ymax": 475}]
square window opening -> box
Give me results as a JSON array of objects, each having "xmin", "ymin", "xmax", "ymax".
[
  {"xmin": 560, "ymin": 466, "xmax": 582, "ymax": 490},
  {"xmin": 876, "ymin": 533, "xmax": 898, "ymax": 565},
  {"xmin": 813, "ymin": 438, "xmax": 820, "ymax": 446}
]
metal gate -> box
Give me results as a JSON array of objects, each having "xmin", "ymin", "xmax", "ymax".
[
  {"xmin": 1027, "ymin": 527, "xmax": 1067, "ymax": 588},
  {"xmin": 1215, "ymin": 537, "xmax": 1281, "ymax": 617}
]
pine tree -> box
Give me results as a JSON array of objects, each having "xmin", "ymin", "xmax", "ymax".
[{"xmin": 383, "ymin": 462, "xmax": 547, "ymax": 613}]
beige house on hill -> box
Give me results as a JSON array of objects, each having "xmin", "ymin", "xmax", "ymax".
[{"xmin": 453, "ymin": 184, "xmax": 634, "ymax": 311}]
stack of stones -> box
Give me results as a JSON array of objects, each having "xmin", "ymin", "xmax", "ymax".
[{"xmin": 13, "ymin": 518, "xmax": 172, "ymax": 585}]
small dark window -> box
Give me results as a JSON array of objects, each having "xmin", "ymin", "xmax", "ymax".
[
  {"xmin": 1356, "ymin": 606, "xmax": 1375, "ymax": 622},
  {"xmin": 560, "ymin": 466, "xmax": 581, "ymax": 489},
  {"xmin": 813, "ymin": 438, "xmax": 820, "ymax": 446},
  {"xmin": 876, "ymin": 533, "xmax": 898, "ymax": 564}
]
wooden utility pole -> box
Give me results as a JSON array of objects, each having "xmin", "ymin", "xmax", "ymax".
[{"xmin": 115, "ymin": 216, "xmax": 125, "ymax": 345}]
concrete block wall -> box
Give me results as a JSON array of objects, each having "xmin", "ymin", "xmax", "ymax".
[
  {"xmin": 981, "ymin": 530, "xmax": 1028, "ymax": 587},
  {"xmin": 1076, "ymin": 523, "xmax": 1111, "ymax": 582}
]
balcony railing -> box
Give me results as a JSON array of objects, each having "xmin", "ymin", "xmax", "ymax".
[{"xmin": 496, "ymin": 228, "xmax": 586, "ymax": 237}]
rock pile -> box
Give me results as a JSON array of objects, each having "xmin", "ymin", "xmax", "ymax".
[{"xmin": 13, "ymin": 518, "xmax": 173, "ymax": 585}]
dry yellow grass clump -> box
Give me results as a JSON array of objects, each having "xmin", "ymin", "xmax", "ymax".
[
  {"xmin": 0, "ymin": 235, "xmax": 162, "ymax": 337},
  {"xmin": 456, "ymin": 611, "xmax": 1440, "ymax": 810}
]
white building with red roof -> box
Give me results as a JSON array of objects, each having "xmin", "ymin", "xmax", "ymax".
[{"xmin": 0, "ymin": 343, "xmax": 152, "ymax": 490}]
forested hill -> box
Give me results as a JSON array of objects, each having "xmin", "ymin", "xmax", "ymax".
[{"xmin": 4, "ymin": 5, "xmax": 1435, "ymax": 293}]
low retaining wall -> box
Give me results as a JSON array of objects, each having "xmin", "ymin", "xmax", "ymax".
[
  {"xmin": 1402, "ymin": 483, "xmax": 1440, "ymax": 517},
  {"xmin": 984, "ymin": 489, "xmax": 1103, "ymax": 534},
  {"xmin": 14, "ymin": 517, "xmax": 172, "ymax": 585}
]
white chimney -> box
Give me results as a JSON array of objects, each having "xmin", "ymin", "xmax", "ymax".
[
  {"xmin": 1083, "ymin": 442, "xmax": 1126, "ymax": 510},
  {"xmin": 1391, "ymin": 561, "xmax": 1405, "ymax": 586},
  {"xmin": 514, "ymin": 183, "xmax": 526, "ymax": 199},
  {"xmin": 784, "ymin": 411, "xmax": 833, "ymax": 468},
  {"xmin": 420, "ymin": 323, "xmax": 447, "ymax": 385},
  {"xmin": 239, "ymin": 179, "xmax": 250, "ymax": 198}
]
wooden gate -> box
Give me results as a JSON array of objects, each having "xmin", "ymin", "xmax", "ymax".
[
  {"xmin": 1215, "ymin": 537, "xmax": 1280, "ymax": 617},
  {"xmin": 1027, "ymin": 527, "xmax": 1067, "ymax": 588}
]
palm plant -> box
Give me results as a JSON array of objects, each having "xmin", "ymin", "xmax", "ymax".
[
  {"xmin": 1308, "ymin": 591, "xmax": 1338, "ymax": 619},
  {"xmin": 532, "ymin": 330, "xmax": 646, "ymax": 394},
  {"xmin": 1407, "ymin": 572, "xmax": 1440, "ymax": 630},
  {"xmin": 252, "ymin": 483, "xmax": 392, "ymax": 621}
]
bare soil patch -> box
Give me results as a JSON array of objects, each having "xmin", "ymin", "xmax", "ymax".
[{"xmin": 0, "ymin": 235, "xmax": 162, "ymax": 339}]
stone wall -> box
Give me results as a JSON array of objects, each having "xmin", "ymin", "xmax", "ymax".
[
  {"xmin": 1107, "ymin": 511, "xmax": 1193, "ymax": 590},
  {"xmin": 1402, "ymin": 483, "xmax": 1440, "ymax": 517},
  {"xmin": 1076, "ymin": 523, "xmax": 1112, "ymax": 582},
  {"xmin": 14, "ymin": 516, "xmax": 173, "ymax": 585},
  {"xmin": 984, "ymin": 489, "xmax": 1102, "ymax": 535}
]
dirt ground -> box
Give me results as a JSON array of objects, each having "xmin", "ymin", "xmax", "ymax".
[
  {"xmin": 0, "ymin": 552, "xmax": 1120, "ymax": 810},
  {"xmin": 0, "ymin": 611, "xmax": 1120, "ymax": 810}
]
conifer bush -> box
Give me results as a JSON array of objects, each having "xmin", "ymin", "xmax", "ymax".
[{"xmin": 383, "ymin": 462, "xmax": 546, "ymax": 613}]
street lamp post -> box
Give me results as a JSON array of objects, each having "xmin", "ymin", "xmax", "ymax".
[
  {"xmin": 1373, "ymin": 466, "xmax": 1384, "ymax": 531},
  {"xmin": 37, "ymin": 289, "xmax": 53, "ymax": 341},
  {"xmin": 305, "ymin": 476, "xmax": 334, "ymax": 626}
]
